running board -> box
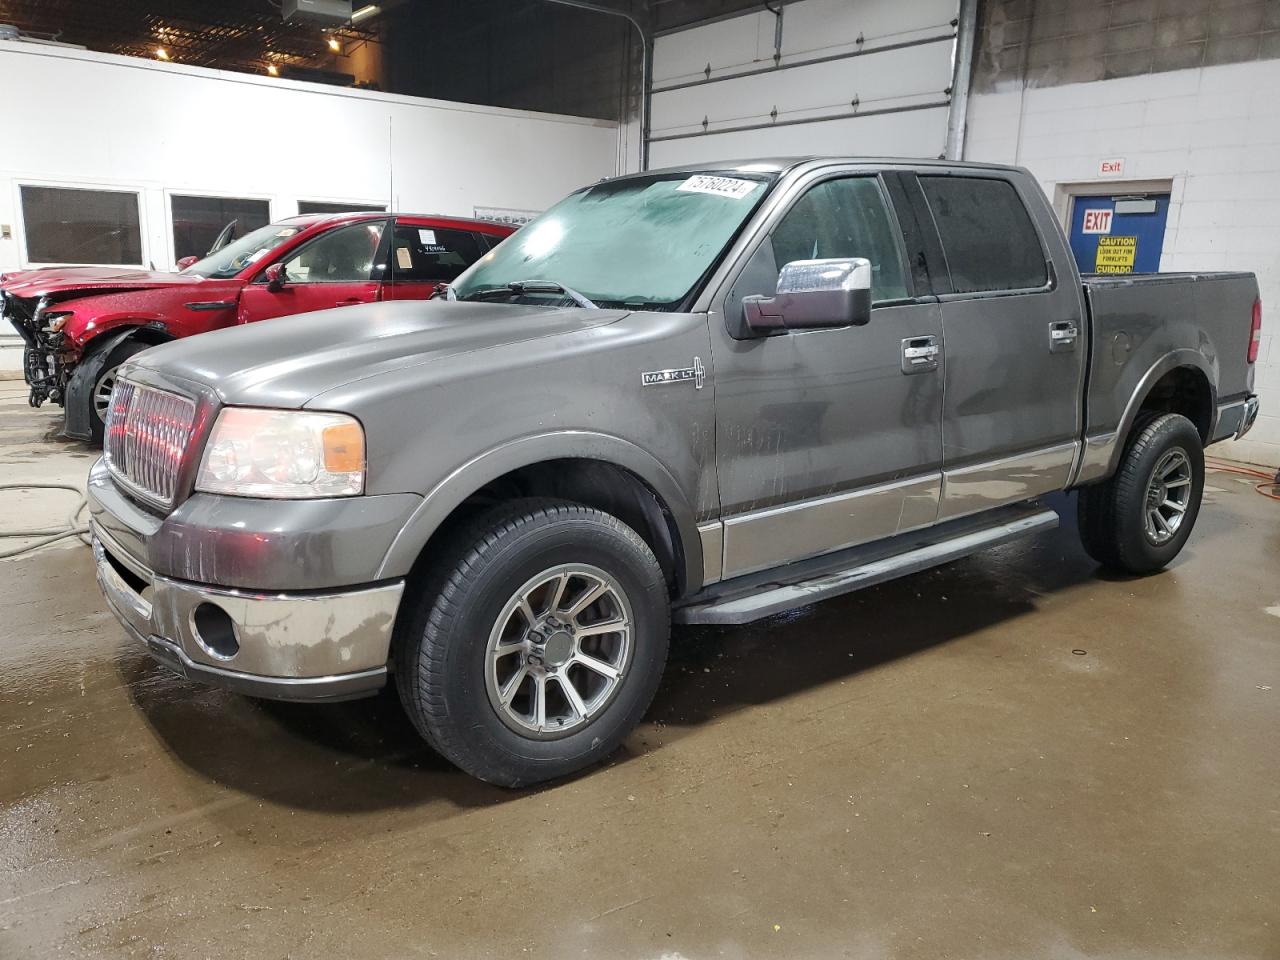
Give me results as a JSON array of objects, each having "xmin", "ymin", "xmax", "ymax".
[{"xmin": 674, "ymin": 502, "xmax": 1059, "ymax": 626}]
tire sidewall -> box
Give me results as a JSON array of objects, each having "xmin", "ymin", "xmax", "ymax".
[
  {"xmin": 425, "ymin": 513, "xmax": 668, "ymax": 779},
  {"xmin": 1116, "ymin": 415, "xmax": 1204, "ymax": 570},
  {"xmin": 87, "ymin": 341, "xmax": 148, "ymax": 444}
]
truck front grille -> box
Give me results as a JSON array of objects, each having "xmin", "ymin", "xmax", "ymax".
[{"xmin": 103, "ymin": 380, "xmax": 197, "ymax": 509}]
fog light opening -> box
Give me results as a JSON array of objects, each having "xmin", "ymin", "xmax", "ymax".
[{"xmin": 192, "ymin": 603, "xmax": 240, "ymax": 660}]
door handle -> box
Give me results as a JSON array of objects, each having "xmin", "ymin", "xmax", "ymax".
[
  {"xmin": 901, "ymin": 335, "xmax": 940, "ymax": 374},
  {"xmin": 1049, "ymin": 320, "xmax": 1079, "ymax": 352}
]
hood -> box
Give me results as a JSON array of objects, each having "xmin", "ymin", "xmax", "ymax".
[
  {"xmin": 0, "ymin": 266, "xmax": 202, "ymax": 299},
  {"xmin": 127, "ymin": 299, "xmax": 629, "ymax": 408}
]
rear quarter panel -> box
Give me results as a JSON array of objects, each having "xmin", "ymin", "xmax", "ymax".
[{"xmin": 1081, "ymin": 271, "xmax": 1258, "ymax": 460}]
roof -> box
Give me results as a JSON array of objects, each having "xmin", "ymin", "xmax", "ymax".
[
  {"xmin": 631, "ymin": 157, "xmax": 1028, "ymax": 178},
  {"xmin": 275, "ymin": 212, "xmax": 515, "ymax": 232}
]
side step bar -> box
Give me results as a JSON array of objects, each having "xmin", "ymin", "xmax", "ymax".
[{"xmin": 674, "ymin": 502, "xmax": 1059, "ymax": 626}]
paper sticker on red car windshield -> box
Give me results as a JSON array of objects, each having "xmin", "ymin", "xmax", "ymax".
[{"xmin": 676, "ymin": 175, "xmax": 757, "ymax": 200}]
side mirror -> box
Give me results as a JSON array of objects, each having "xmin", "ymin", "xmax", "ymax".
[
  {"xmin": 742, "ymin": 258, "xmax": 872, "ymax": 333},
  {"xmin": 175, "ymin": 255, "xmax": 199, "ymax": 272},
  {"xmin": 264, "ymin": 262, "xmax": 289, "ymax": 292}
]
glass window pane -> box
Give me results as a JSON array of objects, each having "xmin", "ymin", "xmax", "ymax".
[
  {"xmin": 769, "ymin": 178, "xmax": 908, "ymax": 303},
  {"xmin": 282, "ymin": 221, "xmax": 386, "ymax": 283},
  {"xmin": 391, "ymin": 226, "xmax": 483, "ymax": 283},
  {"xmin": 171, "ymin": 195, "xmax": 271, "ymax": 261},
  {"xmin": 20, "ymin": 185, "xmax": 142, "ymax": 265},
  {"xmin": 919, "ymin": 177, "xmax": 1047, "ymax": 293},
  {"xmin": 298, "ymin": 201, "xmax": 386, "ymax": 215}
]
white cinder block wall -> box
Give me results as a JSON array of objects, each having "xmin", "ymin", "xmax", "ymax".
[
  {"xmin": 0, "ymin": 40, "xmax": 619, "ymax": 374},
  {"xmin": 966, "ymin": 57, "xmax": 1280, "ymax": 468}
]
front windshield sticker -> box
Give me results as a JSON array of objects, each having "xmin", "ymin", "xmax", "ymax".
[
  {"xmin": 676, "ymin": 175, "xmax": 758, "ymax": 200},
  {"xmin": 246, "ymin": 248, "xmax": 271, "ymax": 263},
  {"xmin": 274, "ymin": 228, "xmax": 299, "ymax": 238}
]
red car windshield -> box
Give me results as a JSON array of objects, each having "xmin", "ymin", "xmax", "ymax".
[{"xmin": 180, "ymin": 223, "xmax": 303, "ymax": 280}]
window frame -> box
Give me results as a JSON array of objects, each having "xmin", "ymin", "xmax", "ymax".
[
  {"xmin": 255, "ymin": 217, "xmax": 393, "ymax": 285},
  {"xmin": 910, "ymin": 171, "xmax": 1057, "ymax": 301},
  {"xmin": 14, "ymin": 179, "xmax": 148, "ymax": 269},
  {"xmin": 165, "ymin": 188, "xmax": 274, "ymax": 268},
  {"xmin": 716, "ymin": 169, "xmax": 918, "ymax": 339}
]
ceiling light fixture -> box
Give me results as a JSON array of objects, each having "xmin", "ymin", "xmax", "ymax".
[
  {"xmin": 351, "ymin": 4, "xmax": 381, "ymax": 24},
  {"xmin": 155, "ymin": 47, "xmax": 169, "ymax": 60},
  {"xmin": 327, "ymin": 35, "xmax": 341, "ymax": 51},
  {"xmin": 266, "ymin": 63, "xmax": 279, "ymax": 76}
]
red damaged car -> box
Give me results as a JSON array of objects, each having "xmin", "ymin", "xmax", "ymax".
[{"xmin": 1, "ymin": 212, "xmax": 514, "ymax": 443}]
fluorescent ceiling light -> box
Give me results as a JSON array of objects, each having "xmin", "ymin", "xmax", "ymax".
[{"xmin": 351, "ymin": 4, "xmax": 381, "ymax": 23}]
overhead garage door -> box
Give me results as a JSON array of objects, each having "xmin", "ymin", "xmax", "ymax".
[{"xmin": 648, "ymin": 0, "xmax": 959, "ymax": 168}]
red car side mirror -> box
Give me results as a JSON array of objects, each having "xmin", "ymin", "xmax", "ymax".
[{"xmin": 264, "ymin": 263, "xmax": 289, "ymax": 292}]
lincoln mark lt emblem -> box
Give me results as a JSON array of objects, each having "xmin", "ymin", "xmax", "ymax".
[{"xmin": 641, "ymin": 356, "xmax": 705, "ymax": 390}]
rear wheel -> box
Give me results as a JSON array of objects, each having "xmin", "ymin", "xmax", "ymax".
[
  {"xmin": 86, "ymin": 340, "xmax": 148, "ymax": 445},
  {"xmin": 1077, "ymin": 412, "xmax": 1204, "ymax": 574},
  {"xmin": 395, "ymin": 499, "xmax": 670, "ymax": 787}
]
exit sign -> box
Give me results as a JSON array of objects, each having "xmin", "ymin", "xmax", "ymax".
[
  {"xmin": 1099, "ymin": 157, "xmax": 1125, "ymax": 177},
  {"xmin": 1082, "ymin": 209, "xmax": 1113, "ymax": 234}
]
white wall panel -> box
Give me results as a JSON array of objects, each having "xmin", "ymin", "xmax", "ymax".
[
  {"xmin": 649, "ymin": 105, "xmax": 949, "ymax": 168},
  {"xmin": 649, "ymin": 0, "xmax": 957, "ymax": 167}
]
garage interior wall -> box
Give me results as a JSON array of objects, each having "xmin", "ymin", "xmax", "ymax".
[
  {"xmin": 964, "ymin": 0, "xmax": 1280, "ymax": 467},
  {"xmin": 0, "ymin": 39, "xmax": 619, "ymax": 372},
  {"xmin": 647, "ymin": 0, "xmax": 959, "ymax": 167}
]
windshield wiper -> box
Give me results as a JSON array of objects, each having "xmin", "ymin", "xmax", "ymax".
[{"xmin": 452, "ymin": 280, "xmax": 598, "ymax": 309}]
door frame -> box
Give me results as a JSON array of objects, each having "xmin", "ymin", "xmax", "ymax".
[{"xmin": 1053, "ymin": 178, "xmax": 1175, "ymax": 232}]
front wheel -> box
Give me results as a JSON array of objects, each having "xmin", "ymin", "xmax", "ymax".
[
  {"xmin": 395, "ymin": 499, "xmax": 670, "ymax": 787},
  {"xmin": 86, "ymin": 340, "xmax": 148, "ymax": 445},
  {"xmin": 1077, "ymin": 412, "xmax": 1205, "ymax": 574}
]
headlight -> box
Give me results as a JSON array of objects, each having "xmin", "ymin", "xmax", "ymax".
[{"xmin": 195, "ymin": 408, "xmax": 365, "ymax": 498}]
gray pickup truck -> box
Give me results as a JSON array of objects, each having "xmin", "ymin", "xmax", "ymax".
[{"xmin": 88, "ymin": 158, "xmax": 1262, "ymax": 786}]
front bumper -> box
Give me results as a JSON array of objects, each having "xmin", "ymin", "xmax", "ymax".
[{"xmin": 94, "ymin": 528, "xmax": 404, "ymax": 702}]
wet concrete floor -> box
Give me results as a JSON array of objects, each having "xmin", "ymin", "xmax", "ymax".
[{"xmin": 1, "ymin": 391, "xmax": 1277, "ymax": 958}]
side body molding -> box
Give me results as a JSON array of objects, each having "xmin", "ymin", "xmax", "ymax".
[{"xmin": 375, "ymin": 431, "xmax": 705, "ymax": 591}]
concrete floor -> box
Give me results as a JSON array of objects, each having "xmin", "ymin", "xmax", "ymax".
[{"xmin": 1, "ymin": 387, "xmax": 1277, "ymax": 959}]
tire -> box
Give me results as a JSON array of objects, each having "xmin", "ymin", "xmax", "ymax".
[
  {"xmin": 1076, "ymin": 412, "xmax": 1205, "ymax": 575},
  {"xmin": 395, "ymin": 499, "xmax": 670, "ymax": 787},
  {"xmin": 86, "ymin": 340, "xmax": 148, "ymax": 445}
]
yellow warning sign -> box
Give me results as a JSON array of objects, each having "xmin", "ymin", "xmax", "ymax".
[{"xmin": 1095, "ymin": 235, "xmax": 1137, "ymax": 273}]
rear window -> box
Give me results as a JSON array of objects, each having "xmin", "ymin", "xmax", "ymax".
[{"xmin": 920, "ymin": 176, "xmax": 1047, "ymax": 294}]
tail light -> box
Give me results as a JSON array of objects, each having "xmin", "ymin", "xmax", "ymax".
[{"xmin": 1248, "ymin": 298, "xmax": 1262, "ymax": 364}]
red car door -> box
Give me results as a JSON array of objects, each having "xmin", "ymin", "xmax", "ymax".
[
  {"xmin": 238, "ymin": 218, "xmax": 390, "ymax": 323},
  {"xmin": 382, "ymin": 220, "xmax": 492, "ymax": 301}
]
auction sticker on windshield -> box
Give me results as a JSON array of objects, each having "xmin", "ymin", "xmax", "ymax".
[{"xmin": 677, "ymin": 175, "xmax": 758, "ymax": 200}]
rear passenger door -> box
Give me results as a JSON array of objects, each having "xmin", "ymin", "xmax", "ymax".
[
  {"xmin": 384, "ymin": 221, "xmax": 489, "ymax": 301},
  {"xmin": 909, "ymin": 172, "xmax": 1088, "ymax": 520}
]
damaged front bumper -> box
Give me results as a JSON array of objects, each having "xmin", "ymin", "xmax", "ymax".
[{"xmin": 2, "ymin": 292, "xmax": 69, "ymax": 408}]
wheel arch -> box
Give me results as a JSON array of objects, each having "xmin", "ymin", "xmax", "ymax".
[
  {"xmin": 1103, "ymin": 351, "xmax": 1216, "ymax": 477},
  {"xmin": 63, "ymin": 325, "xmax": 175, "ymax": 440},
  {"xmin": 377, "ymin": 433, "xmax": 705, "ymax": 599}
]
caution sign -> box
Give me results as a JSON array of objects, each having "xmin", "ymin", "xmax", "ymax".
[{"xmin": 1095, "ymin": 235, "xmax": 1137, "ymax": 273}]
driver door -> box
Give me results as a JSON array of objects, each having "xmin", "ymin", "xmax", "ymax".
[
  {"xmin": 709, "ymin": 171, "xmax": 945, "ymax": 579},
  {"xmin": 239, "ymin": 219, "xmax": 390, "ymax": 324}
]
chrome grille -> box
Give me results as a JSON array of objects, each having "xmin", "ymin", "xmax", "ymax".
[{"xmin": 103, "ymin": 380, "xmax": 198, "ymax": 509}]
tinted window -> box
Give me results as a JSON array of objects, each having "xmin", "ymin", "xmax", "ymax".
[
  {"xmin": 282, "ymin": 221, "xmax": 386, "ymax": 283},
  {"xmin": 919, "ymin": 177, "xmax": 1047, "ymax": 293},
  {"xmin": 171, "ymin": 195, "xmax": 270, "ymax": 261},
  {"xmin": 298, "ymin": 201, "xmax": 386, "ymax": 215},
  {"xmin": 769, "ymin": 177, "xmax": 908, "ymax": 303},
  {"xmin": 20, "ymin": 185, "xmax": 142, "ymax": 265},
  {"xmin": 391, "ymin": 226, "xmax": 484, "ymax": 283}
]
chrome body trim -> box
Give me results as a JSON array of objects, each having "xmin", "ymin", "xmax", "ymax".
[
  {"xmin": 938, "ymin": 442, "xmax": 1078, "ymax": 522},
  {"xmin": 1073, "ymin": 432, "xmax": 1118, "ymax": 487},
  {"xmin": 93, "ymin": 531, "xmax": 402, "ymax": 700},
  {"xmin": 721, "ymin": 473, "xmax": 941, "ymax": 579},
  {"xmin": 677, "ymin": 503, "xmax": 1059, "ymax": 626},
  {"xmin": 697, "ymin": 520, "xmax": 724, "ymax": 587}
]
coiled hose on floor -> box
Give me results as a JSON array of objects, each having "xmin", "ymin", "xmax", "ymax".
[{"xmin": 0, "ymin": 483, "xmax": 92, "ymax": 560}]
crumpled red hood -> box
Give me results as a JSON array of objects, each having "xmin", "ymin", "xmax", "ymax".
[{"xmin": 0, "ymin": 265, "xmax": 205, "ymax": 299}]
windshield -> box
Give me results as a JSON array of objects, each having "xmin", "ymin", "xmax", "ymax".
[
  {"xmin": 451, "ymin": 172, "xmax": 775, "ymax": 309},
  {"xmin": 181, "ymin": 223, "xmax": 302, "ymax": 279}
]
